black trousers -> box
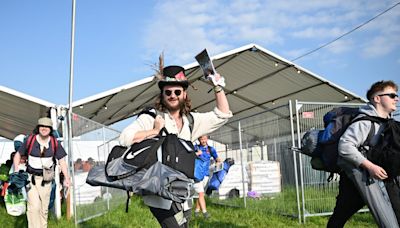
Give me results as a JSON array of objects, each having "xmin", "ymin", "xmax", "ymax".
[
  {"xmin": 327, "ymin": 173, "xmax": 365, "ymax": 228},
  {"xmin": 149, "ymin": 203, "xmax": 191, "ymax": 228}
]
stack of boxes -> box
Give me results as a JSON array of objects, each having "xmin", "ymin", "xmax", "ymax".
[
  {"xmin": 217, "ymin": 163, "xmax": 248, "ymax": 200},
  {"xmin": 247, "ymin": 160, "xmax": 281, "ymax": 194}
]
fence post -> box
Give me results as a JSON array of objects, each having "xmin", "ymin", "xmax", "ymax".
[
  {"xmin": 289, "ymin": 100, "xmax": 302, "ymax": 223},
  {"xmin": 238, "ymin": 121, "xmax": 247, "ymax": 207}
]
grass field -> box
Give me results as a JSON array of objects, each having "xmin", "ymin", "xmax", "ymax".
[{"xmin": 1, "ymin": 194, "xmax": 376, "ymax": 227}]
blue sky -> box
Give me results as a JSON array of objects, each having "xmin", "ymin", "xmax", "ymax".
[{"xmin": 1, "ymin": 0, "xmax": 399, "ymax": 105}]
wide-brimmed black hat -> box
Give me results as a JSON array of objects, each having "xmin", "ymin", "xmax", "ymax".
[{"xmin": 157, "ymin": 65, "xmax": 189, "ymax": 90}]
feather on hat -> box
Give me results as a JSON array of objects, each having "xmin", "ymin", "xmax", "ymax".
[{"xmin": 154, "ymin": 53, "xmax": 189, "ymax": 90}]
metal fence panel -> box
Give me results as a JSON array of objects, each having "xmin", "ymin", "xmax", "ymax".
[
  {"xmin": 295, "ymin": 101, "xmax": 368, "ymax": 222},
  {"xmin": 207, "ymin": 104, "xmax": 301, "ymax": 219},
  {"xmin": 68, "ymin": 113, "xmax": 125, "ymax": 224}
]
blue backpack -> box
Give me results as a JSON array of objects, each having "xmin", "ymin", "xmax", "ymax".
[
  {"xmin": 300, "ymin": 107, "xmax": 382, "ymax": 175},
  {"xmin": 206, "ymin": 158, "xmax": 235, "ymax": 195}
]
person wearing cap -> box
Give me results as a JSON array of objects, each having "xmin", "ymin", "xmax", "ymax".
[
  {"xmin": 120, "ymin": 62, "xmax": 232, "ymax": 227},
  {"xmin": 13, "ymin": 117, "xmax": 70, "ymax": 228}
]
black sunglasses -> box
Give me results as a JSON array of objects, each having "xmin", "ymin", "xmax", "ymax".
[
  {"xmin": 377, "ymin": 93, "xmax": 398, "ymax": 99},
  {"xmin": 38, "ymin": 125, "xmax": 52, "ymax": 129},
  {"xmin": 164, "ymin": 89, "xmax": 182, "ymax": 96}
]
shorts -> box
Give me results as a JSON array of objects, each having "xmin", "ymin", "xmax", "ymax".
[{"xmin": 194, "ymin": 176, "xmax": 209, "ymax": 193}]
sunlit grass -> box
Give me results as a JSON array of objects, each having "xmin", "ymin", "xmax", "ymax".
[{"xmin": 1, "ymin": 192, "xmax": 375, "ymax": 227}]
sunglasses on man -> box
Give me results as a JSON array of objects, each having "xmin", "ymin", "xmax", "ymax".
[
  {"xmin": 164, "ymin": 89, "xmax": 183, "ymax": 96},
  {"xmin": 377, "ymin": 93, "xmax": 398, "ymax": 99}
]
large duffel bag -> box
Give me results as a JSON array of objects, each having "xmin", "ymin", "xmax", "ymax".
[
  {"xmin": 206, "ymin": 158, "xmax": 234, "ymax": 195},
  {"xmin": 86, "ymin": 128, "xmax": 196, "ymax": 202},
  {"xmin": 104, "ymin": 128, "xmax": 197, "ymax": 181}
]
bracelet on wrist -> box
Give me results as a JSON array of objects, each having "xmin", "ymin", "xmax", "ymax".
[{"xmin": 214, "ymin": 85, "xmax": 223, "ymax": 93}]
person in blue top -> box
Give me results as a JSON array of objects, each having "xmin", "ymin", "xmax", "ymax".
[{"xmin": 194, "ymin": 135, "xmax": 221, "ymax": 219}]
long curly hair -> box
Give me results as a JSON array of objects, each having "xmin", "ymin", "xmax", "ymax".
[{"xmin": 154, "ymin": 91, "xmax": 192, "ymax": 116}]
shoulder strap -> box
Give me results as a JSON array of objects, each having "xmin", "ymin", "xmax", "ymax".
[
  {"xmin": 27, "ymin": 134, "xmax": 58, "ymax": 157},
  {"xmin": 138, "ymin": 107, "xmax": 158, "ymax": 119},
  {"xmin": 187, "ymin": 113, "xmax": 194, "ymax": 133},
  {"xmin": 138, "ymin": 107, "xmax": 194, "ymax": 133},
  {"xmin": 50, "ymin": 136, "xmax": 58, "ymax": 154},
  {"xmin": 352, "ymin": 115, "xmax": 386, "ymax": 147},
  {"xmin": 27, "ymin": 134, "xmax": 36, "ymax": 156}
]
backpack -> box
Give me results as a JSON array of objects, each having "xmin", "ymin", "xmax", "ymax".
[
  {"xmin": 206, "ymin": 158, "xmax": 234, "ymax": 195},
  {"xmin": 138, "ymin": 107, "xmax": 196, "ymax": 178},
  {"xmin": 300, "ymin": 107, "xmax": 382, "ymax": 175},
  {"xmin": 367, "ymin": 119, "xmax": 400, "ymax": 179},
  {"xmin": 25, "ymin": 134, "xmax": 59, "ymax": 182},
  {"xmin": 25, "ymin": 134, "xmax": 58, "ymax": 156}
]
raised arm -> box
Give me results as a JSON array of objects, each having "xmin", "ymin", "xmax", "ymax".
[
  {"xmin": 212, "ymin": 73, "xmax": 230, "ymax": 114},
  {"xmin": 214, "ymin": 85, "xmax": 230, "ymax": 114}
]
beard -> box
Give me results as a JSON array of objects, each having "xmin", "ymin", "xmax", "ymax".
[{"xmin": 163, "ymin": 97, "xmax": 185, "ymax": 113}]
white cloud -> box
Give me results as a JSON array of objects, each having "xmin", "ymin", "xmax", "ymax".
[
  {"xmin": 292, "ymin": 27, "xmax": 346, "ymax": 39},
  {"xmin": 142, "ymin": 0, "xmax": 400, "ymax": 64},
  {"xmin": 282, "ymin": 48, "xmax": 310, "ymax": 60},
  {"xmin": 362, "ymin": 35, "xmax": 398, "ymax": 58},
  {"xmin": 326, "ymin": 39, "xmax": 354, "ymax": 54}
]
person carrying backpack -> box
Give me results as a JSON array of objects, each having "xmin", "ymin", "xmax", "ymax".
[
  {"xmin": 328, "ymin": 80, "xmax": 399, "ymax": 228},
  {"xmin": 193, "ymin": 135, "xmax": 221, "ymax": 219},
  {"xmin": 13, "ymin": 117, "xmax": 70, "ymax": 228},
  {"xmin": 119, "ymin": 57, "xmax": 232, "ymax": 227}
]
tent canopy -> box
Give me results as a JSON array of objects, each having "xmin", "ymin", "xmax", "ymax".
[
  {"xmin": 0, "ymin": 85, "xmax": 56, "ymax": 140},
  {"xmin": 1, "ymin": 43, "xmax": 366, "ymax": 143},
  {"xmin": 71, "ymin": 43, "xmax": 365, "ymax": 144}
]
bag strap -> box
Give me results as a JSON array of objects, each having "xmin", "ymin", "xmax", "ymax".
[
  {"xmin": 187, "ymin": 113, "xmax": 194, "ymax": 133},
  {"xmin": 27, "ymin": 134, "xmax": 36, "ymax": 156},
  {"xmin": 351, "ymin": 115, "xmax": 386, "ymax": 149},
  {"xmin": 27, "ymin": 134, "xmax": 57, "ymax": 157},
  {"xmin": 125, "ymin": 191, "xmax": 130, "ymax": 213},
  {"xmin": 138, "ymin": 107, "xmax": 194, "ymax": 133}
]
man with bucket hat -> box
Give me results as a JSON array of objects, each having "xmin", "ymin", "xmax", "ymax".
[
  {"xmin": 120, "ymin": 56, "xmax": 232, "ymax": 227},
  {"xmin": 14, "ymin": 117, "xmax": 70, "ymax": 228}
]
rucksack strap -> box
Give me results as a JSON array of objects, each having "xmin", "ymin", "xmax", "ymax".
[
  {"xmin": 351, "ymin": 115, "xmax": 385, "ymax": 147},
  {"xmin": 187, "ymin": 113, "xmax": 194, "ymax": 133},
  {"xmin": 26, "ymin": 134, "xmax": 36, "ymax": 156},
  {"xmin": 27, "ymin": 134, "xmax": 58, "ymax": 159},
  {"xmin": 138, "ymin": 107, "xmax": 194, "ymax": 133}
]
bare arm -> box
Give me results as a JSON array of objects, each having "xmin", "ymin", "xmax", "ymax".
[
  {"xmin": 59, "ymin": 158, "xmax": 71, "ymax": 187},
  {"xmin": 13, "ymin": 152, "xmax": 21, "ymax": 172},
  {"xmin": 360, "ymin": 159, "xmax": 388, "ymax": 180},
  {"xmin": 131, "ymin": 115, "xmax": 165, "ymax": 144},
  {"xmin": 213, "ymin": 73, "xmax": 230, "ymax": 114},
  {"xmin": 215, "ymin": 87, "xmax": 230, "ymax": 114}
]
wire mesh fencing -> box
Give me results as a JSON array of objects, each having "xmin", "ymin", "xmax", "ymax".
[
  {"xmin": 207, "ymin": 100, "xmax": 371, "ymax": 223},
  {"xmin": 67, "ymin": 113, "xmax": 125, "ymax": 224},
  {"xmin": 295, "ymin": 101, "xmax": 368, "ymax": 222},
  {"xmin": 207, "ymin": 104, "xmax": 301, "ymax": 219}
]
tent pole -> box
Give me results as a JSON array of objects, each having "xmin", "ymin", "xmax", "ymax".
[{"xmin": 67, "ymin": 0, "xmax": 77, "ymax": 224}]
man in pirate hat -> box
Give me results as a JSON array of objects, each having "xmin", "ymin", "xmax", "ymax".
[{"xmin": 120, "ymin": 62, "xmax": 232, "ymax": 227}]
